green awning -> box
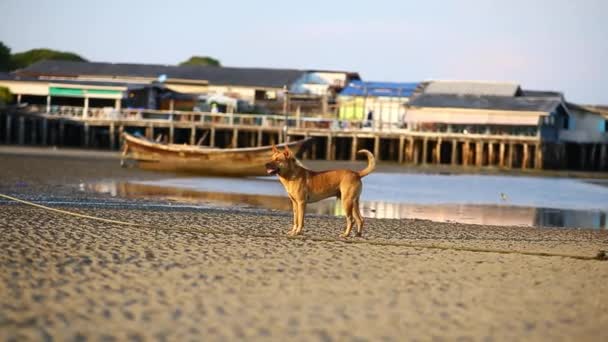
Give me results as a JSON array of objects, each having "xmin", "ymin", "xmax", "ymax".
[{"xmin": 49, "ymin": 87, "xmax": 122, "ymax": 97}]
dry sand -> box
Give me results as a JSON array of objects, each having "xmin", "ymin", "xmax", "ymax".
[{"xmin": 1, "ymin": 148, "xmax": 608, "ymax": 341}]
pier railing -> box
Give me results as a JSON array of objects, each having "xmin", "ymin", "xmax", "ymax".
[{"xmin": 21, "ymin": 104, "xmax": 539, "ymax": 137}]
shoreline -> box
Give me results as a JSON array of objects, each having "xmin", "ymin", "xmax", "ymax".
[
  {"xmin": 2, "ymin": 145, "xmax": 608, "ymax": 180},
  {"xmin": 1, "ymin": 146, "xmax": 608, "ymax": 341}
]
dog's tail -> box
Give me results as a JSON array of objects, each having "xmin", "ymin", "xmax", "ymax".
[{"xmin": 357, "ymin": 149, "xmax": 376, "ymax": 178}]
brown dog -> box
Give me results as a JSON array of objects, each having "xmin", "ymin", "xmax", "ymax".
[{"xmin": 265, "ymin": 146, "xmax": 375, "ymax": 237}]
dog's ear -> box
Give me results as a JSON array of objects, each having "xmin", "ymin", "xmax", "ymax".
[
  {"xmin": 271, "ymin": 144, "xmax": 279, "ymax": 153},
  {"xmin": 283, "ymin": 145, "xmax": 292, "ymax": 158}
]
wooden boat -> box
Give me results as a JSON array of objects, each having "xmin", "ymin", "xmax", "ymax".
[{"xmin": 120, "ymin": 132, "xmax": 311, "ymax": 177}]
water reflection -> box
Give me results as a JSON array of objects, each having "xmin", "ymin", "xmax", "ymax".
[{"xmin": 87, "ymin": 181, "xmax": 607, "ymax": 230}]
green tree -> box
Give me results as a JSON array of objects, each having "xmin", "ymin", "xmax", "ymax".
[
  {"xmin": 10, "ymin": 48, "xmax": 87, "ymax": 70},
  {"xmin": 179, "ymin": 56, "xmax": 221, "ymax": 67},
  {"xmin": 0, "ymin": 86, "xmax": 12, "ymax": 107},
  {"xmin": 0, "ymin": 41, "xmax": 11, "ymax": 72}
]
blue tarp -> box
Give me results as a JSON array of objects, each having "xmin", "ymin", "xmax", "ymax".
[{"xmin": 340, "ymin": 81, "xmax": 419, "ymax": 97}]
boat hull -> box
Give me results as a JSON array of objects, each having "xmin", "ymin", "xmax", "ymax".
[{"xmin": 121, "ymin": 133, "xmax": 310, "ymax": 177}]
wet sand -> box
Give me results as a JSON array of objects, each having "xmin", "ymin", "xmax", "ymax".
[{"xmin": 1, "ymin": 148, "xmax": 608, "ymax": 341}]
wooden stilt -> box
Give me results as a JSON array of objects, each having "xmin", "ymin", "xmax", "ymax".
[
  {"xmin": 413, "ymin": 139, "xmax": 420, "ymax": 164},
  {"xmin": 499, "ymin": 142, "xmax": 505, "ymax": 167},
  {"xmin": 18, "ymin": 116, "xmax": 25, "ymax": 145},
  {"xmin": 535, "ymin": 143, "xmax": 543, "ymax": 170},
  {"xmin": 326, "ymin": 135, "xmax": 333, "ymax": 161},
  {"xmin": 435, "ymin": 138, "xmax": 442, "ymax": 164},
  {"xmin": 421, "ymin": 138, "xmax": 428, "ymax": 165},
  {"xmin": 374, "ymin": 136, "xmax": 380, "ymax": 160},
  {"xmin": 118, "ymin": 125, "xmax": 124, "ymax": 149},
  {"xmin": 30, "ymin": 118, "xmax": 37, "ymax": 145},
  {"xmin": 407, "ymin": 138, "xmax": 414, "ymax": 163},
  {"xmin": 522, "ymin": 143, "xmax": 529, "ymax": 169},
  {"xmin": 351, "ymin": 135, "xmax": 358, "ymax": 161},
  {"xmin": 109, "ymin": 123, "xmax": 116, "ymax": 150},
  {"xmin": 475, "ymin": 141, "xmax": 483, "ymax": 166},
  {"xmin": 488, "ymin": 142, "xmax": 494, "ymax": 166},
  {"xmin": 257, "ymin": 129, "xmax": 263, "ymax": 147},
  {"xmin": 462, "ymin": 141, "xmax": 469, "ymax": 166},
  {"xmin": 451, "ymin": 140, "xmax": 458, "ymax": 165},
  {"xmin": 83, "ymin": 123, "xmax": 90, "ymax": 147},
  {"xmin": 232, "ymin": 128, "xmax": 239, "ymax": 148},
  {"xmin": 190, "ymin": 125, "xmax": 196, "ymax": 145},
  {"xmin": 600, "ymin": 144, "xmax": 607, "ymax": 171},
  {"xmin": 42, "ymin": 118, "xmax": 48, "ymax": 146},
  {"xmin": 507, "ymin": 143, "xmax": 514, "ymax": 169},
  {"xmin": 59, "ymin": 120, "xmax": 66, "ymax": 146},
  {"xmin": 169, "ymin": 124, "xmax": 175, "ymax": 144},
  {"xmin": 579, "ymin": 144, "xmax": 586, "ymax": 170},
  {"xmin": 145, "ymin": 124, "xmax": 153, "ymax": 140},
  {"xmin": 4, "ymin": 112, "xmax": 11, "ymax": 144},
  {"xmin": 590, "ymin": 144, "xmax": 597, "ymax": 170},
  {"xmin": 210, "ymin": 127, "xmax": 216, "ymax": 147},
  {"xmin": 398, "ymin": 135, "xmax": 405, "ymax": 164}
]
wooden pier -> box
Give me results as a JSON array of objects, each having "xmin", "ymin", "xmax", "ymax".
[{"xmin": 1, "ymin": 106, "xmax": 606, "ymax": 171}]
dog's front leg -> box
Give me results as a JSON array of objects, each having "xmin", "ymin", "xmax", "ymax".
[
  {"xmin": 294, "ymin": 201, "xmax": 306, "ymax": 235},
  {"xmin": 288, "ymin": 197, "xmax": 298, "ymax": 236}
]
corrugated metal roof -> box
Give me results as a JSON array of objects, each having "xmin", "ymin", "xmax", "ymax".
[
  {"xmin": 340, "ymin": 81, "xmax": 418, "ymax": 97},
  {"xmin": 423, "ymin": 81, "xmax": 521, "ymax": 97},
  {"xmin": 18, "ymin": 60, "xmax": 306, "ymax": 88},
  {"xmin": 409, "ymin": 94, "xmax": 562, "ymax": 113}
]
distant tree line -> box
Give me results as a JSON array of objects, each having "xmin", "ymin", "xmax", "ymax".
[
  {"xmin": 1, "ymin": 41, "xmax": 221, "ymax": 72},
  {"xmin": 0, "ymin": 41, "xmax": 87, "ymax": 72}
]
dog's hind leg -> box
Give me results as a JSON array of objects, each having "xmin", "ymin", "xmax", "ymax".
[
  {"xmin": 340, "ymin": 198, "xmax": 354, "ymax": 238},
  {"xmin": 353, "ymin": 198, "xmax": 364, "ymax": 237}
]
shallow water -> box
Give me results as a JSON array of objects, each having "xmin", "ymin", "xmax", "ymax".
[{"xmin": 88, "ymin": 173, "xmax": 608, "ymax": 230}]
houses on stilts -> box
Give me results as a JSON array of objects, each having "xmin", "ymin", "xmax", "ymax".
[{"xmin": 0, "ymin": 60, "xmax": 606, "ymax": 172}]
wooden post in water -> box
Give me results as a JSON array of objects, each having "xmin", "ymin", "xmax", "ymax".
[
  {"xmin": 412, "ymin": 139, "xmax": 420, "ymax": 164},
  {"xmin": 351, "ymin": 135, "xmax": 358, "ymax": 161},
  {"xmin": 109, "ymin": 123, "xmax": 116, "ymax": 150},
  {"xmin": 210, "ymin": 127, "xmax": 216, "ymax": 147},
  {"xmin": 18, "ymin": 116, "xmax": 25, "ymax": 145},
  {"xmin": 4, "ymin": 112, "xmax": 11, "ymax": 144},
  {"xmin": 145, "ymin": 124, "xmax": 153, "ymax": 140},
  {"xmin": 462, "ymin": 141, "xmax": 469, "ymax": 166},
  {"xmin": 118, "ymin": 125, "xmax": 124, "ymax": 149},
  {"xmin": 190, "ymin": 124, "xmax": 196, "ymax": 145},
  {"xmin": 30, "ymin": 118, "xmax": 37, "ymax": 145},
  {"xmin": 398, "ymin": 135, "xmax": 405, "ymax": 164},
  {"xmin": 422, "ymin": 137, "xmax": 428, "ymax": 165},
  {"xmin": 599, "ymin": 144, "xmax": 607, "ymax": 171},
  {"xmin": 522, "ymin": 143, "xmax": 529, "ymax": 169},
  {"xmin": 590, "ymin": 144, "xmax": 597, "ymax": 170},
  {"xmin": 499, "ymin": 142, "xmax": 505, "ymax": 167},
  {"xmin": 435, "ymin": 138, "xmax": 442, "ymax": 164},
  {"xmin": 42, "ymin": 118, "xmax": 48, "ymax": 146},
  {"xmin": 374, "ymin": 136, "xmax": 380, "ymax": 160},
  {"xmin": 451, "ymin": 140, "xmax": 458, "ymax": 165},
  {"xmin": 406, "ymin": 137, "xmax": 414, "ymax": 163},
  {"xmin": 507, "ymin": 143, "xmax": 514, "ymax": 169},
  {"xmin": 59, "ymin": 120, "xmax": 65, "ymax": 146},
  {"xmin": 169, "ymin": 124, "xmax": 175, "ymax": 144},
  {"xmin": 579, "ymin": 144, "xmax": 586, "ymax": 170},
  {"xmin": 326, "ymin": 134, "xmax": 333, "ymax": 161},
  {"xmin": 475, "ymin": 141, "xmax": 483, "ymax": 166},
  {"xmin": 257, "ymin": 129, "xmax": 263, "ymax": 147},
  {"xmin": 535, "ymin": 143, "xmax": 543, "ymax": 169},
  {"xmin": 83, "ymin": 123, "xmax": 90, "ymax": 147},
  {"xmin": 488, "ymin": 142, "xmax": 494, "ymax": 166},
  {"xmin": 232, "ymin": 128, "xmax": 239, "ymax": 148}
]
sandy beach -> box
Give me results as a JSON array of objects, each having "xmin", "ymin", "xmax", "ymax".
[{"xmin": 1, "ymin": 148, "xmax": 608, "ymax": 341}]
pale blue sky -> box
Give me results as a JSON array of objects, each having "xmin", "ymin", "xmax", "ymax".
[{"xmin": 1, "ymin": 0, "xmax": 606, "ymax": 104}]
